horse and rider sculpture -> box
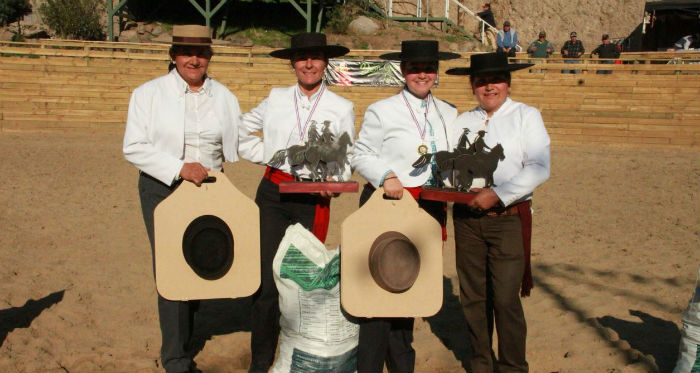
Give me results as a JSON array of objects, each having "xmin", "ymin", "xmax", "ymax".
[
  {"xmin": 269, "ymin": 120, "xmax": 353, "ymax": 182},
  {"xmin": 413, "ymin": 129, "xmax": 505, "ymax": 191}
]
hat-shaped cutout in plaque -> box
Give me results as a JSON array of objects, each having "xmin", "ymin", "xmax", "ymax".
[
  {"xmin": 154, "ymin": 171, "xmax": 260, "ymax": 300},
  {"xmin": 341, "ymin": 192, "xmax": 442, "ymax": 317}
]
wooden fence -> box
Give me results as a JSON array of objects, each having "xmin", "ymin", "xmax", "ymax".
[{"xmin": 1, "ymin": 39, "xmax": 699, "ymax": 147}]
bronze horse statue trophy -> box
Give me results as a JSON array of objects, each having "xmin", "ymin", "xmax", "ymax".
[
  {"xmin": 412, "ymin": 129, "xmax": 505, "ymax": 191},
  {"xmin": 268, "ymin": 121, "xmax": 353, "ymax": 182}
]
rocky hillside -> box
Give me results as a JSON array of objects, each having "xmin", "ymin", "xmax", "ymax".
[
  {"xmin": 488, "ymin": 0, "xmax": 648, "ymax": 49},
  {"xmin": 369, "ymin": 0, "xmax": 649, "ymax": 51}
]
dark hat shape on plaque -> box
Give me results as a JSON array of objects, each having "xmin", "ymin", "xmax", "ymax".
[
  {"xmin": 445, "ymin": 52, "xmax": 532, "ymax": 75},
  {"xmin": 369, "ymin": 231, "xmax": 421, "ymax": 293},
  {"xmin": 379, "ymin": 40, "xmax": 461, "ymax": 62},
  {"xmin": 341, "ymin": 192, "xmax": 443, "ymax": 317},
  {"xmin": 154, "ymin": 171, "xmax": 260, "ymax": 300},
  {"xmin": 269, "ymin": 32, "xmax": 350, "ymax": 59},
  {"xmin": 171, "ymin": 24, "xmax": 213, "ymax": 46}
]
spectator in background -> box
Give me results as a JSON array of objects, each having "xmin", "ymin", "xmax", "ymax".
[
  {"xmin": 590, "ymin": 34, "xmax": 621, "ymax": 74},
  {"xmin": 497, "ymin": 20, "xmax": 518, "ymax": 57},
  {"xmin": 561, "ymin": 31, "xmax": 585, "ymax": 74},
  {"xmin": 527, "ymin": 31, "xmax": 553, "ymax": 72},
  {"xmin": 477, "ymin": 3, "xmax": 497, "ymax": 50},
  {"xmin": 528, "ymin": 31, "xmax": 553, "ymax": 58}
]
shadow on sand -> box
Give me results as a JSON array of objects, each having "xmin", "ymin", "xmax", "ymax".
[
  {"xmin": 189, "ymin": 296, "xmax": 253, "ymax": 357},
  {"xmin": 424, "ymin": 276, "xmax": 472, "ymax": 372},
  {"xmin": 596, "ymin": 310, "xmax": 680, "ymax": 372},
  {"xmin": 0, "ymin": 290, "xmax": 65, "ymax": 347}
]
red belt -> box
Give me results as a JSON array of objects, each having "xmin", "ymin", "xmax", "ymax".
[
  {"xmin": 264, "ymin": 166, "xmax": 331, "ymax": 243},
  {"xmin": 516, "ymin": 200, "xmax": 533, "ymax": 297},
  {"xmin": 404, "ymin": 186, "xmax": 447, "ymax": 242}
]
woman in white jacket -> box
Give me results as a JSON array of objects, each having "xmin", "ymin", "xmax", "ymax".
[
  {"xmin": 351, "ymin": 40, "xmax": 460, "ymax": 373},
  {"xmin": 122, "ymin": 25, "xmax": 243, "ymax": 373}
]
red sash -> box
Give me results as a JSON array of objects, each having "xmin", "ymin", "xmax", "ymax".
[
  {"xmin": 404, "ymin": 186, "xmax": 447, "ymax": 242},
  {"xmin": 516, "ymin": 201, "xmax": 533, "ymax": 297},
  {"xmin": 264, "ymin": 166, "xmax": 331, "ymax": 243}
]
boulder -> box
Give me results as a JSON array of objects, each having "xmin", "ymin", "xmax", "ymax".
[
  {"xmin": 0, "ymin": 29, "xmax": 14, "ymax": 41},
  {"xmin": 118, "ymin": 29, "xmax": 138, "ymax": 43},
  {"xmin": 151, "ymin": 33, "xmax": 171, "ymax": 44},
  {"xmin": 26, "ymin": 30, "xmax": 50, "ymax": 39},
  {"xmin": 347, "ymin": 16, "xmax": 380, "ymax": 36},
  {"xmin": 143, "ymin": 23, "xmax": 155, "ymax": 34},
  {"xmin": 123, "ymin": 21, "xmax": 137, "ymax": 30},
  {"xmin": 150, "ymin": 25, "xmax": 164, "ymax": 36},
  {"xmin": 212, "ymin": 38, "xmax": 229, "ymax": 45},
  {"xmin": 225, "ymin": 34, "xmax": 254, "ymax": 47}
]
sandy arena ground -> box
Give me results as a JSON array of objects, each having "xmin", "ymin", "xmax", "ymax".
[{"xmin": 0, "ymin": 131, "xmax": 698, "ymax": 372}]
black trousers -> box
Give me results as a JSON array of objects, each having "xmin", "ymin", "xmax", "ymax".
[
  {"xmin": 356, "ymin": 184, "xmax": 445, "ymax": 373},
  {"xmin": 497, "ymin": 46, "xmax": 517, "ymax": 57},
  {"xmin": 453, "ymin": 204, "xmax": 528, "ymax": 373},
  {"xmin": 138, "ymin": 173, "xmax": 198, "ymax": 373},
  {"xmin": 249, "ymin": 177, "xmax": 318, "ymax": 373}
]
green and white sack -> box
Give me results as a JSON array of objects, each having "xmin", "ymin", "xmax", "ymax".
[{"xmin": 271, "ymin": 223, "xmax": 359, "ymax": 373}]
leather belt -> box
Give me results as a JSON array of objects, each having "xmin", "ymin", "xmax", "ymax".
[
  {"xmin": 470, "ymin": 200, "xmax": 530, "ymax": 217},
  {"xmin": 485, "ymin": 204, "xmax": 521, "ymax": 217}
]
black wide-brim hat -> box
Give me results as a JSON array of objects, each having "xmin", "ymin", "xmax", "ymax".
[
  {"xmin": 380, "ymin": 40, "xmax": 461, "ymax": 62},
  {"xmin": 270, "ymin": 32, "xmax": 350, "ymax": 59},
  {"xmin": 446, "ymin": 52, "xmax": 533, "ymax": 75}
]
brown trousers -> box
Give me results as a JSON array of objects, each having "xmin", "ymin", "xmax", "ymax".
[{"xmin": 453, "ymin": 204, "xmax": 528, "ymax": 373}]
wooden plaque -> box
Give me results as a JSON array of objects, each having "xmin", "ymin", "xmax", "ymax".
[
  {"xmin": 341, "ymin": 192, "xmax": 443, "ymax": 317},
  {"xmin": 154, "ymin": 171, "xmax": 260, "ymax": 301},
  {"xmin": 278, "ymin": 181, "xmax": 359, "ymax": 194}
]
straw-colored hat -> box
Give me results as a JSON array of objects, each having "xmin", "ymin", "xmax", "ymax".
[
  {"xmin": 154, "ymin": 171, "xmax": 260, "ymax": 300},
  {"xmin": 341, "ymin": 192, "xmax": 443, "ymax": 317},
  {"xmin": 171, "ymin": 24, "xmax": 212, "ymax": 46}
]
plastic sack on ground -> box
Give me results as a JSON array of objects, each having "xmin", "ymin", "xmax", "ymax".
[
  {"xmin": 674, "ymin": 265, "xmax": 700, "ymax": 373},
  {"xmin": 271, "ymin": 223, "xmax": 359, "ymax": 373}
]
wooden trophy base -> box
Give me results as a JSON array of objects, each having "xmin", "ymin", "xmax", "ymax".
[
  {"xmin": 279, "ymin": 181, "xmax": 359, "ymax": 194},
  {"xmin": 420, "ymin": 187, "xmax": 476, "ymax": 204}
]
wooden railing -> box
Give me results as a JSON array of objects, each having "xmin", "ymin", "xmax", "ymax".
[{"xmin": 1, "ymin": 39, "xmax": 699, "ymax": 147}]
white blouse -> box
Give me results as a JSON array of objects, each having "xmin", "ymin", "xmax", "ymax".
[
  {"xmin": 123, "ymin": 69, "xmax": 242, "ymax": 185},
  {"xmin": 183, "ymin": 80, "xmax": 223, "ymax": 171},
  {"xmin": 352, "ymin": 88, "xmax": 458, "ymax": 188},
  {"xmin": 238, "ymin": 83, "xmax": 355, "ymax": 181},
  {"xmin": 452, "ymin": 97, "xmax": 551, "ymax": 206}
]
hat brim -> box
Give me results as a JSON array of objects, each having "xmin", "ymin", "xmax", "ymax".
[
  {"xmin": 269, "ymin": 45, "xmax": 350, "ymax": 59},
  {"xmin": 172, "ymin": 41, "xmax": 212, "ymax": 46},
  {"xmin": 379, "ymin": 51, "xmax": 461, "ymax": 61},
  {"xmin": 171, "ymin": 36, "xmax": 212, "ymax": 47},
  {"xmin": 446, "ymin": 63, "xmax": 533, "ymax": 75}
]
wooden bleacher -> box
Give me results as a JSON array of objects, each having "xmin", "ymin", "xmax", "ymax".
[{"xmin": 1, "ymin": 39, "xmax": 698, "ymax": 147}]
